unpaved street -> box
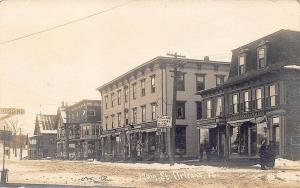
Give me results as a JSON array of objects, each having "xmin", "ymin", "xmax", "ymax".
[{"xmin": 3, "ymin": 159, "xmax": 300, "ymax": 188}]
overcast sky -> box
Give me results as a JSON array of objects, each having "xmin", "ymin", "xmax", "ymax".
[{"xmin": 0, "ymin": 0, "xmax": 299, "ymax": 134}]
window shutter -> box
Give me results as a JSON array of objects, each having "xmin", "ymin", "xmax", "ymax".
[
  {"xmin": 265, "ymin": 86, "xmax": 270, "ymax": 108},
  {"xmin": 228, "ymin": 94, "xmax": 233, "ymax": 114},
  {"xmin": 202, "ymin": 100, "xmax": 207, "ymax": 119},
  {"xmin": 248, "ymin": 90, "xmax": 252, "ymax": 111},
  {"xmin": 240, "ymin": 92, "xmax": 244, "ymax": 112},
  {"xmin": 275, "ymin": 83, "xmax": 279, "ymax": 106}
]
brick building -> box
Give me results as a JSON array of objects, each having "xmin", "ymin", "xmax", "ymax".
[
  {"xmin": 198, "ymin": 30, "xmax": 300, "ymax": 160},
  {"xmin": 97, "ymin": 56, "xmax": 230, "ymax": 161}
]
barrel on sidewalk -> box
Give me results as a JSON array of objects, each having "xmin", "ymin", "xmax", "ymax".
[{"xmin": 0, "ymin": 169, "xmax": 8, "ymax": 184}]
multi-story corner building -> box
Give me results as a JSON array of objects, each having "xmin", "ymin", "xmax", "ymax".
[
  {"xmin": 56, "ymin": 100, "xmax": 101, "ymax": 160},
  {"xmin": 198, "ymin": 30, "xmax": 300, "ymax": 161},
  {"xmin": 97, "ymin": 56, "xmax": 230, "ymax": 161},
  {"xmin": 32, "ymin": 114, "xmax": 58, "ymax": 159}
]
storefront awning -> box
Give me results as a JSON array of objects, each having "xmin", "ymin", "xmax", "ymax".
[
  {"xmin": 141, "ymin": 128, "xmax": 157, "ymax": 133},
  {"xmin": 197, "ymin": 124, "xmax": 217, "ymax": 129},
  {"xmin": 228, "ymin": 116, "xmax": 267, "ymax": 127}
]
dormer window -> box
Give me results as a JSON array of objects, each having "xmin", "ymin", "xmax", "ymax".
[
  {"xmin": 258, "ymin": 47, "xmax": 266, "ymax": 69},
  {"xmin": 238, "ymin": 55, "xmax": 246, "ymax": 75}
]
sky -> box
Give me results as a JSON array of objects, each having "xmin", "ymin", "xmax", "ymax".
[{"xmin": 0, "ymin": 0, "xmax": 299, "ymax": 134}]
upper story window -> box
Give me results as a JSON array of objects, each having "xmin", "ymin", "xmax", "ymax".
[
  {"xmin": 111, "ymin": 93, "xmax": 115, "ymax": 107},
  {"xmin": 124, "ymin": 109, "xmax": 129, "ymax": 126},
  {"xmin": 124, "ymin": 86, "xmax": 129, "ymax": 103},
  {"xmin": 176, "ymin": 72, "xmax": 185, "ymax": 91},
  {"xmin": 132, "ymin": 83, "xmax": 137, "ymax": 100},
  {"xmin": 268, "ymin": 84, "xmax": 278, "ymax": 107},
  {"xmin": 255, "ymin": 88, "xmax": 263, "ymax": 110},
  {"xmin": 150, "ymin": 75, "xmax": 156, "ymax": 93},
  {"xmin": 213, "ymin": 64, "xmax": 219, "ymax": 72},
  {"xmin": 216, "ymin": 97, "xmax": 223, "ymax": 117},
  {"xmin": 176, "ymin": 101, "xmax": 186, "ymax": 119},
  {"xmin": 232, "ymin": 94, "xmax": 239, "ymax": 114},
  {"xmin": 258, "ymin": 48, "xmax": 266, "ymax": 69},
  {"xmin": 196, "ymin": 74, "xmax": 205, "ymax": 91},
  {"xmin": 105, "ymin": 116, "xmax": 108, "ymax": 130},
  {"xmin": 207, "ymin": 100, "xmax": 212, "ymax": 118},
  {"xmin": 87, "ymin": 110, "xmax": 96, "ymax": 116},
  {"xmin": 238, "ymin": 55, "xmax": 246, "ymax": 75},
  {"xmin": 117, "ymin": 90, "xmax": 121, "ymax": 105},
  {"xmin": 141, "ymin": 105, "xmax": 146, "ymax": 122},
  {"xmin": 151, "ymin": 103, "xmax": 157, "ymax": 120},
  {"xmin": 141, "ymin": 79, "xmax": 146, "ymax": 97},
  {"xmin": 197, "ymin": 64, "xmax": 202, "ymax": 71},
  {"xmin": 196, "ymin": 102, "xmax": 202, "ymax": 120},
  {"xmin": 117, "ymin": 113, "xmax": 121, "ymax": 127},
  {"xmin": 111, "ymin": 115, "xmax": 115, "ymax": 128},
  {"xmin": 244, "ymin": 91, "xmax": 250, "ymax": 112},
  {"xmin": 132, "ymin": 108, "xmax": 137, "ymax": 124},
  {"xmin": 104, "ymin": 96, "xmax": 108, "ymax": 109},
  {"xmin": 216, "ymin": 75, "xmax": 225, "ymax": 86}
]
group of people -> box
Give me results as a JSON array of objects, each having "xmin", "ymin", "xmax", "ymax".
[{"xmin": 259, "ymin": 139, "xmax": 276, "ymax": 170}]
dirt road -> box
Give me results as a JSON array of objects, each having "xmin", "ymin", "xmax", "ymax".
[{"xmin": 3, "ymin": 159, "xmax": 300, "ymax": 187}]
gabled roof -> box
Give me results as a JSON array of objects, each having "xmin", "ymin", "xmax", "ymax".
[{"xmin": 34, "ymin": 114, "xmax": 58, "ymax": 135}]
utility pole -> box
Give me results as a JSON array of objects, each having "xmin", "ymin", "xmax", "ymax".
[
  {"xmin": 166, "ymin": 52, "xmax": 185, "ymax": 166},
  {"xmin": 19, "ymin": 128, "xmax": 22, "ymax": 160}
]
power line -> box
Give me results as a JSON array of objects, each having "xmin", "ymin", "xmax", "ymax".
[{"xmin": 0, "ymin": 0, "xmax": 136, "ymax": 45}]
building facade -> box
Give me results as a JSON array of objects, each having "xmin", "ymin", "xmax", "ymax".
[
  {"xmin": 97, "ymin": 56, "xmax": 230, "ymax": 161},
  {"xmin": 56, "ymin": 100, "xmax": 101, "ymax": 160},
  {"xmin": 31, "ymin": 114, "xmax": 58, "ymax": 159},
  {"xmin": 198, "ymin": 30, "xmax": 300, "ymax": 161}
]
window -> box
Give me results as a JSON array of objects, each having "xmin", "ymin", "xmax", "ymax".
[
  {"xmin": 124, "ymin": 86, "xmax": 129, "ymax": 103},
  {"xmin": 258, "ymin": 48, "xmax": 266, "ymax": 69},
  {"xmin": 232, "ymin": 94, "xmax": 238, "ymax": 114},
  {"xmin": 196, "ymin": 102, "xmax": 202, "ymax": 120},
  {"xmin": 87, "ymin": 110, "xmax": 96, "ymax": 116},
  {"xmin": 124, "ymin": 109, "xmax": 129, "ymax": 126},
  {"xmin": 117, "ymin": 113, "xmax": 121, "ymax": 127},
  {"xmin": 117, "ymin": 90, "xmax": 121, "ymax": 105},
  {"xmin": 176, "ymin": 101, "xmax": 185, "ymax": 119},
  {"xmin": 104, "ymin": 96, "xmax": 108, "ymax": 109},
  {"xmin": 244, "ymin": 91, "xmax": 250, "ymax": 112},
  {"xmin": 269, "ymin": 85, "xmax": 277, "ymax": 107},
  {"xmin": 111, "ymin": 93, "xmax": 114, "ymax": 107},
  {"xmin": 111, "ymin": 115, "xmax": 115, "ymax": 128},
  {"xmin": 216, "ymin": 75, "xmax": 225, "ymax": 86},
  {"xmin": 141, "ymin": 79, "xmax": 146, "ymax": 97},
  {"xmin": 150, "ymin": 75, "xmax": 156, "ymax": 93},
  {"xmin": 175, "ymin": 126, "xmax": 186, "ymax": 155},
  {"xmin": 239, "ymin": 55, "xmax": 245, "ymax": 75},
  {"xmin": 132, "ymin": 83, "xmax": 137, "ymax": 100},
  {"xmin": 132, "ymin": 108, "xmax": 137, "ymax": 124},
  {"xmin": 216, "ymin": 97, "xmax": 222, "ymax": 116},
  {"xmin": 151, "ymin": 103, "xmax": 157, "ymax": 120},
  {"xmin": 141, "ymin": 105, "xmax": 146, "ymax": 122},
  {"xmin": 49, "ymin": 137, "xmax": 55, "ymax": 144},
  {"xmin": 105, "ymin": 116, "xmax": 108, "ymax": 129},
  {"xmin": 176, "ymin": 72, "xmax": 185, "ymax": 91},
  {"xmin": 207, "ymin": 100, "xmax": 212, "ymax": 118},
  {"xmin": 196, "ymin": 74, "xmax": 205, "ymax": 91},
  {"xmin": 213, "ymin": 64, "xmax": 219, "ymax": 72},
  {"xmin": 197, "ymin": 64, "xmax": 202, "ymax": 71},
  {"xmin": 256, "ymin": 88, "xmax": 262, "ymax": 110}
]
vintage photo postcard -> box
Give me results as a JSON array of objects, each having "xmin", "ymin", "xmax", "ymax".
[{"xmin": 0, "ymin": 0, "xmax": 300, "ymax": 187}]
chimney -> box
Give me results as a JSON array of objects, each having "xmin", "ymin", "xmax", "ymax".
[{"xmin": 204, "ymin": 56, "xmax": 210, "ymax": 61}]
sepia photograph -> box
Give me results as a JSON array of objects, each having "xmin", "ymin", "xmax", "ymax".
[{"xmin": 0, "ymin": 0, "xmax": 300, "ymax": 187}]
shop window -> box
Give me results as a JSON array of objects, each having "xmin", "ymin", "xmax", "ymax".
[{"xmin": 175, "ymin": 126, "xmax": 186, "ymax": 155}]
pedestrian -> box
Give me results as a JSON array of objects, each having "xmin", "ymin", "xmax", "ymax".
[
  {"xmin": 199, "ymin": 143, "xmax": 204, "ymax": 162},
  {"xmin": 267, "ymin": 141, "xmax": 276, "ymax": 169},
  {"xmin": 259, "ymin": 139, "xmax": 268, "ymax": 170}
]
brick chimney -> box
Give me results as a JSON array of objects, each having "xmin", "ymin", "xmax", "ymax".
[{"xmin": 204, "ymin": 56, "xmax": 210, "ymax": 61}]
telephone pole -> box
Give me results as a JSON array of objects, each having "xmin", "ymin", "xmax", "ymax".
[{"xmin": 166, "ymin": 52, "xmax": 185, "ymax": 166}]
